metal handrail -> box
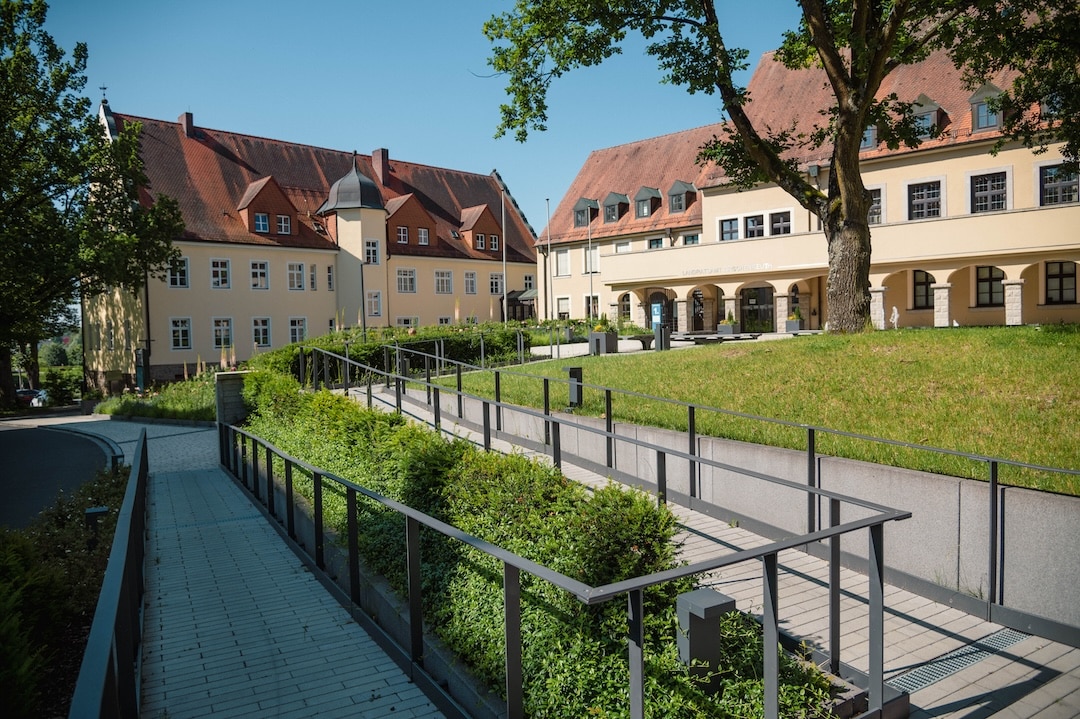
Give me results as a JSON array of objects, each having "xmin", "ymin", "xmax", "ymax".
[
  {"xmin": 227, "ymin": 354, "xmax": 913, "ymax": 718},
  {"xmin": 69, "ymin": 429, "xmax": 149, "ymax": 719}
]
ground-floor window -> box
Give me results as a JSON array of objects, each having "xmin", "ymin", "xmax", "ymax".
[
  {"xmin": 366, "ymin": 291, "xmax": 382, "ymax": 317},
  {"xmin": 171, "ymin": 318, "xmax": 191, "ymax": 350},
  {"xmin": 913, "ymin": 270, "xmax": 935, "ymax": 309},
  {"xmin": 289, "ymin": 317, "xmax": 306, "ymax": 343},
  {"xmin": 618, "ymin": 293, "xmax": 631, "ymax": 320},
  {"xmin": 1046, "ymin": 261, "xmax": 1076, "ymax": 305},
  {"xmin": 976, "ymin": 266, "xmax": 1005, "ymax": 307},
  {"xmin": 557, "ymin": 296, "xmax": 570, "ymax": 320},
  {"xmin": 253, "ymin": 317, "xmax": 271, "ymax": 347},
  {"xmin": 212, "ymin": 317, "xmax": 232, "ymax": 349}
]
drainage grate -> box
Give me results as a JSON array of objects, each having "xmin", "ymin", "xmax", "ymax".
[{"xmin": 889, "ymin": 628, "xmax": 1029, "ymax": 694}]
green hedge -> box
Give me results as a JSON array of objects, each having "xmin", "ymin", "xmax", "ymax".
[{"xmin": 241, "ymin": 371, "xmax": 835, "ymax": 718}]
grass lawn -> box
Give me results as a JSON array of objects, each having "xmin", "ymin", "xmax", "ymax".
[{"xmin": 448, "ymin": 325, "xmax": 1080, "ymax": 495}]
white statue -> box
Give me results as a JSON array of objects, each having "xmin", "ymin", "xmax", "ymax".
[{"xmin": 890, "ymin": 306, "xmax": 900, "ymax": 329}]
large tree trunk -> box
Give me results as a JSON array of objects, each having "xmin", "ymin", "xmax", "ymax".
[
  {"xmin": 0, "ymin": 344, "xmax": 17, "ymax": 408},
  {"xmin": 824, "ymin": 219, "xmax": 872, "ymax": 332}
]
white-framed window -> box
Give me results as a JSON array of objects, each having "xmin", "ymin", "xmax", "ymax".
[
  {"xmin": 860, "ymin": 127, "xmax": 877, "ymax": 150},
  {"xmin": 123, "ymin": 321, "xmax": 131, "ymax": 350},
  {"xmin": 438, "ymin": 316, "xmax": 452, "ymax": 325},
  {"xmin": 397, "ymin": 226, "xmax": 409, "ymax": 244},
  {"xmin": 584, "ymin": 295, "xmax": 599, "ymax": 318},
  {"xmin": 970, "ymin": 170, "xmax": 1008, "ymax": 213},
  {"xmin": 212, "ymin": 317, "xmax": 233, "ymax": 349},
  {"xmin": 211, "ymin": 258, "xmax": 230, "ymax": 289},
  {"xmin": 769, "ymin": 211, "xmax": 792, "ymax": 235},
  {"xmin": 254, "ymin": 213, "xmax": 269, "ymax": 233},
  {"xmin": 907, "ymin": 177, "xmax": 945, "ymax": 219},
  {"xmin": 615, "ymin": 240, "xmax": 631, "ymax": 253},
  {"xmin": 395, "ymin": 316, "xmax": 419, "ymax": 328},
  {"xmin": 418, "ymin": 228, "xmax": 429, "ymax": 245},
  {"xmin": 720, "ymin": 217, "xmax": 739, "ymax": 241},
  {"xmin": 476, "ymin": 233, "xmax": 486, "ymax": 250},
  {"xmin": 524, "ymin": 274, "xmax": 534, "ymax": 290},
  {"xmin": 289, "ymin": 317, "xmax": 307, "ymax": 343},
  {"xmin": 1039, "ymin": 164, "xmax": 1079, "ymax": 206},
  {"xmin": 669, "ymin": 193, "xmax": 685, "ymax": 212},
  {"xmin": 683, "ymin": 234, "xmax": 700, "ymax": 245},
  {"xmin": 309, "ymin": 263, "xmax": 317, "ymax": 290},
  {"xmin": 106, "ymin": 322, "xmax": 115, "ymax": 351},
  {"xmin": 584, "ymin": 245, "xmax": 599, "ymax": 274},
  {"xmin": 744, "ymin": 215, "xmax": 765, "ymax": 238},
  {"xmin": 554, "ymin": 248, "xmax": 570, "ymax": 276},
  {"xmin": 364, "ymin": 238, "xmax": 380, "ymax": 265},
  {"xmin": 366, "ymin": 291, "xmax": 382, "ymax": 317},
  {"xmin": 327, "ymin": 265, "xmax": 334, "ymax": 291},
  {"xmin": 556, "ymin": 296, "xmax": 570, "ymax": 320},
  {"xmin": 288, "ymin": 262, "xmax": 305, "ymax": 290},
  {"xmin": 973, "ymin": 101, "xmax": 998, "ymax": 131},
  {"xmin": 397, "ymin": 268, "xmax": 417, "ymax": 293},
  {"xmin": 169, "ymin": 257, "xmax": 189, "ymax": 288},
  {"xmin": 868, "ymin": 188, "xmax": 883, "ymax": 225},
  {"xmin": 490, "ymin": 234, "xmax": 499, "ymax": 251},
  {"xmin": 250, "ymin": 260, "xmax": 269, "ymax": 290},
  {"xmin": 636, "ymin": 198, "xmax": 651, "ymax": 218},
  {"xmin": 435, "ymin": 269, "xmax": 453, "ymax": 294},
  {"xmin": 464, "ymin": 271, "xmax": 477, "ymax": 294},
  {"xmin": 170, "ymin": 318, "xmax": 191, "ymax": 350},
  {"xmin": 277, "ymin": 214, "xmax": 291, "ymax": 234},
  {"xmin": 252, "ymin": 317, "xmax": 271, "ymax": 348},
  {"xmin": 489, "ymin": 273, "xmax": 503, "ymax": 295}
]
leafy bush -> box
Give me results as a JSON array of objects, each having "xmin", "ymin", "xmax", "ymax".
[
  {"xmin": 96, "ymin": 370, "xmax": 216, "ymax": 420},
  {"xmin": 241, "ymin": 373, "xmax": 835, "ymax": 717},
  {"xmin": 41, "ymin": 368, "xmax": 78, "ymax": 406}
]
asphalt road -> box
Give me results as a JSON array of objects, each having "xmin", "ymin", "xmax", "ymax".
[{"xmin": 0, "ymin": 426, "xmax": 107, "ymax": 529}]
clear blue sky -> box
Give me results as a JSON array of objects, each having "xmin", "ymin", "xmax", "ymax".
[{"xmin": 47, "ymin": 0, "xmax": 801, "ymax": 236}]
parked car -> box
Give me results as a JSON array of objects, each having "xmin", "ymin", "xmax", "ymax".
[{"xmin": 15, "ymin": 388, "xmax": 39, "ymax": 407}]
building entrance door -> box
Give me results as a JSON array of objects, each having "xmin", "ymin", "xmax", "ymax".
[{"xmin": 740, "ymin": 287, "xmax": 775, "ymax": 332}]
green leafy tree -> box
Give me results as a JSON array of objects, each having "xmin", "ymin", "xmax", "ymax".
[
  {"xmin": 39, "ymin": 341, "xmax": 67, "ymax": 367},
  {"xmin": 485, "ymin": 0, "xmax": 1079, "ymax": 333},
  {"xmin": 0, "ymin": 0, "xmax": 183, "ymax": 407}
]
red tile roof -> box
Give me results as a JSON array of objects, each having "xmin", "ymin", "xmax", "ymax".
[
  {"xmin": 111, "ymin": 108, "xmax": 537, "ymax": 263},
  {"xmin": 548, "ymin": 48, "xmax": 1019, "ymax": 245}
]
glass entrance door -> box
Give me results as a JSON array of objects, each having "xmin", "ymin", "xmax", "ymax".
[{"xmin": 740, "ymin": 287, "xmax": 775, "ymax": 332}]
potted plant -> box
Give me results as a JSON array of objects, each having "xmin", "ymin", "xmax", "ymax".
[
  {"xmin": 785, "ymin": 305, "xmax": 804, "ymax": 332},
  {"xmin": 717, "ymin": 309, "xmax": 740, "ymax": 335},
  {"xmin": 588, "ymin": 315, "xmax": 618, "ymax": 354},
  {"xmin": 80, "ymin": 388, "xmax": 103, "ymax": 414}
]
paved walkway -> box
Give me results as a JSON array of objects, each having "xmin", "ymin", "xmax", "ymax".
[
  {"xmin": 369, "ymin": 386, "xmax": 1080, "ymax": 719},
  {"xmin": 23, "ymin": 415, "xmax": 445, "ymax": 719}
]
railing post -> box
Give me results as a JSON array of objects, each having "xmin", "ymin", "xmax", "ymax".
[
  {"xmin": 384, "ymin": 346, "xmax": 392, "ymax": 389},
  {"xmin": 628, "ymin": 588, "xmax": 645, "ymax": 719},
  {"xmin": 425, "ymin": 355, "xmax": 431, "ymax": 405},
  {"xmin": 552, "ymin": 421, "xmax": 562, "ymax": 469},
  {"xmin": 395, "ymin": 373, "xmax": 403, "ymax": 413},
  {"xmin": 251, "ymin": 438, "xmax": 261, "ymax": 501},
  {"xmin": 265, "ymin": 444, "xmax": 275, "ymax": 517},
  {"xmin": 347, "ymin": 487, "xmax": 360, "ymax": 604},
  {"xmin": 433, "ymin": 387, "xmax": 441, "ymax": 430},
  {"xmin": 829, "ymin": 497, "xmax": 841, "ymax": 675},
  {"xmin": 456, "ymin": 363, "xmax": 464, "ymax": 418},
  {"xmin": 285, "ymin": 461, "xmax": 295, "ymax": 539},
  {"xmin": 868, "ymin": 523, "xmax": 885, "ymax": 714},
  {"xmin": 495, "ymin": 370, "xmax": 502, "ymax": 431},
  {"xmin": 807, "ymin": 427, "xmax": 817, "ymax": 533},
  {"xmin": 543, "ymin": 378, "xmax": 551, "ymax": 446},
  {"xmin": 656, "ymin": 450, "xmax": 667, "ymax": 506},
  {"xmin": 606, "ymin": 389, "xmax": 614, "ymax": 469},
  {"xmin": 240, "ymin": 434, "xmax": 249, "ymax": 489},
  {"xmin": 483, "ymin": 401, "xmax": 492, "ymax": 452},
  {"xmin": 763, "ymin": 552, "xmax": 780, "ymax": 719},
  {"xmin": 313, "ymin": 471, "xmax": 324, "ymax": 569},
  {"xmin": 504, "ymin": 563, "xmax": 524, "ymax": 719},
  {"xmin": 688, "ymin": 405, "xmax": 697, "ymax": 499},
  {"xmin": 406, "ymin": 516, "xmax": 424, "ymax": 666},
  {"xmin": 988, "ymin": 459, "xmax": 999, "ymax": 606},
  {"xmin": 366, "ymin": 375, "xmax": 373, "ymax": 408}
]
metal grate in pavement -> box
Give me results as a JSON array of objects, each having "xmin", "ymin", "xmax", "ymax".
[{"xmin": 889, "ymin": 628, "xmax": 1029, "ymax": 694}]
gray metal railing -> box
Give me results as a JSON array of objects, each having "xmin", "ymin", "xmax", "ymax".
[
  {"xmin": 69, "ymin": 429, "xmax": 149, "ymax": 719},
  {"xmin": 227, "ymin": 351, "xmax": 914, "ymax": 718}
]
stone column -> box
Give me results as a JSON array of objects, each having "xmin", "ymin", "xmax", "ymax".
[
  {"xmin": 675, "ymin": 299, "xmax": 689, "ymax": 333},
  {"xmin": 869, "ymin": 286, "xmax": 887, "ymax": 330},
  {"xmin": 775, "ymin": 294, "xmax": 790, "ymax": 331},
  {"xmin": 1003, "ymin": 279, "xmax": 1025, "ymax": 326},
  {"xmin": 932, "ymin": 283, "xmax": 952, "ymax": 327}
]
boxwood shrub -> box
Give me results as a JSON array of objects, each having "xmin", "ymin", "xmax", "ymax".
[{"xmin": 241, "ymin": 371, "xmax": 834, "ymax": 717}]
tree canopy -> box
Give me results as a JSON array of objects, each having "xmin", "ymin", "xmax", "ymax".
[
  {"xmin": 0, "ymin": 0, "xmax": 183, "ymax": 406},
  {"xmin": 485, "ymin": 0, "xmax": 1079, "ymax": 332}
]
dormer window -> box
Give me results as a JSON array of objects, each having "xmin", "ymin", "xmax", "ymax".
[
  {"xmin": 277, "ymin": 214, "xmax": 291, "ymax": 234},
  {"xmin": 254, "ymin": 213, "xmax": 269, "ymax": 233},
  {"xmin": 634, "ymin": 187, "xmax": 660, "ymax": 218},
  {"xmin": 860, "ymin": 127, "xmax": 877, "ymax": 150},
  {"xmin": 573, "ymin": 198, "xmax": 599, "ymax": 227},
  {"xmin": 602, "ymin": 192, "xmax": 628, "ymax": 223},
  {"xmin": 476, "ymin": 233, "xmax": 486, "ymax": 250},
  {"xmin": 667, "ymin": 181, "xmax": 695, "ymax": 213},
  {"xmin": 912, "ymin": 94, "xmax": 944, "ymax": 139},
  {"xmin": 969, "ymin": 83, "xmax": 1003, "ymax": 132}
]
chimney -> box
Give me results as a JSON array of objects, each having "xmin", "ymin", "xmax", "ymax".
[
  {"xmin": 180, "ymin": 112, "xmax": 194, "ymax": 138},
  {"xmin": 373, "ymin": 148, "xmax": 390, "ymax": 185}
]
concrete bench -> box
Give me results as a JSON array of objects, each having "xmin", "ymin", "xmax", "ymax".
[{"xmin": 620, "ymin": 334, "xmax": 655, "ymax": 350}]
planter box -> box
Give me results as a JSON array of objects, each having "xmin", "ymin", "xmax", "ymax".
[
  {"xmin": 785, "ymin": 320, "xmax": 804, "ymax": 333},
  {"xmin": 716, "ymin": 323, "xmax": 740, "ymax": 335},
  {"xmin": 589, "ymin": 331, "xmax": 618, "ymax": 354}
]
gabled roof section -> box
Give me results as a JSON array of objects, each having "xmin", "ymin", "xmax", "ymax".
[
  {"xmin": 634, "ymin": 186, "xmax": 661, "ymax": 201},
  {"xmin": 459, "ymin": 204, "xmax": 488, "ymax": 231},
  {"xmin": 603, "ymin": 192, "xmax": 629, "ymax": 206},
  {"xmin": 668, "ymin": 180, "xmax": 696, "ymax": 196},
  {"xmin": 236, "ymin": 176, "xmax": 276, "ymax": 211},
  {"xmin": 573, "ymin": 197, "xmax": 600, "ymax": 211}
]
